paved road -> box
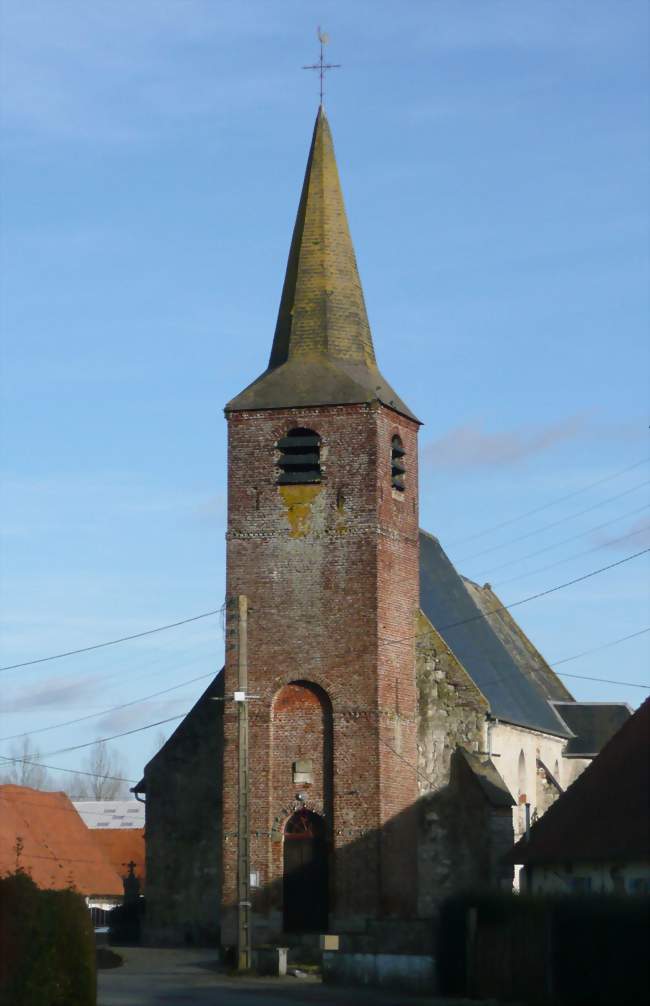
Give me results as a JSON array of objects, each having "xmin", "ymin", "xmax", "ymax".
[{"xmin": 97, "ymin": 947, "xmax": 465, "ymax": 1006}]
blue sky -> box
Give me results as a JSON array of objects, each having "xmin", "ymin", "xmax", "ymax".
[{"xmin": 1, "ymin": 1, "xmax": 648, "ymax": 787}]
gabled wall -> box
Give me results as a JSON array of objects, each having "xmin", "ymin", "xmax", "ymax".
[
  {"xmin": 415, "ymin": 613, "xmax": 514, "ymax": 916},
  {"xmin": 143, "ymin": 675, "xmax": 223, "ymax": 946}
]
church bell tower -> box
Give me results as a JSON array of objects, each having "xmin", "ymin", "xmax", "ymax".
[{"xmin": 221, "ymin": 107, "xmax": 421, "ymax": 944}]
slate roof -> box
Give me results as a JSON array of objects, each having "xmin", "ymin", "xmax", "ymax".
[
  {"xmin": 419, "ymin": 531, "xmax": 572, "ymax": 738},
  {"xmin": 73, "ymin": 800, "xmax": 144, "ymax": 829},
  {"xmin": 510, "ymin": 698, "xmax": 650, "ymax": 865},
  {"xmin": 458, "ymin": 749, "xmax": 516, "ymax": 809},
  {"xmin": 462, "ymin": 579, "xmax": 573, "ymax": 703},
  {"xmin": 226, "ymin": 107, "xmax": 416, "ymax": 422},
  {"xmin": 551, "ymin": 701, "xmax": 633, "ymax": 756},
  {"xmin": 0, "ymin": 785, "xmax": 123, "ymax": 895}
]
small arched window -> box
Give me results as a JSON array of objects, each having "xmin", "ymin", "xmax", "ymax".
[
  {"xmin": 391, "ymin": 435, "xmax": 406, "ymax": 492},
  {"xmin": 277, "ymin": 427, "xmax": 321, "ymax": 485},
  {"xmin": 518, "ymin": 750, "xmax": 527, "ymax": 804}
]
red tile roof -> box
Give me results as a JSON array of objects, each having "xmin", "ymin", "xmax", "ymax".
[
  {"xmin": 90, "ymin": 828, "xmax": 145, "ymax": 888},
  {"xmin": 0, "ymin": 785, "xmax": 123, "ymax": 896},
  {"xmin": 511, "ymin": 698, "xmax": 650, "ymax": 865}
]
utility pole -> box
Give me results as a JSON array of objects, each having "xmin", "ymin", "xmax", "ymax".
[{"xmin": 235, "ymin": 595, "xmax": 251, "ymax": 971}]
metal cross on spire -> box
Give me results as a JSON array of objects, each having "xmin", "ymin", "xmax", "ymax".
[{"xmin": 302, "ymin": 27, "xmax": 341, "ymax": 106}]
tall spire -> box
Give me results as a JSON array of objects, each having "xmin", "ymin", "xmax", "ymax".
[{"xmin": 226, "ymin": 107, "xmax": 416, "ymax": 421}]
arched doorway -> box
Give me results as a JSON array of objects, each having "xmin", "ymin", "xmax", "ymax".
[{"xmin": 283, "ymin": 809, "xmax": 328, "ymax": 932}]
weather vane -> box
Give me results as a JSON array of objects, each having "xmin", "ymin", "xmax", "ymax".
[{"xmin": 302, "ymin": 27, "xmax": 341, "ymax": 106}]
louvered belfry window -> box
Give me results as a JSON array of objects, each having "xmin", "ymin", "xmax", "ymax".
[
  {"xmin": 391, "ymin": 435, "xmax": 406, "ymax": 492},
  {"xmin": 277, "ymin": 427, "xmax": 321, "ymax": 484}
]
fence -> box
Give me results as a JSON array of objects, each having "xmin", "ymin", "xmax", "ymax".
[{"xmin": 437, "ymin": 892, "xmax": 649, "ymax": 1005}]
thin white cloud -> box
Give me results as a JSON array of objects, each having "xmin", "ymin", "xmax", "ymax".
[
  {"xmin": 593, "ymin": 517, "xmax": 650, "ymax": 552},
  {"xmin": 423, "ymin": 416, "xmax": 587, "ymax": 470},
  {"xmin": 3, "ymin": 673, "xmax": 105, "ymax": 714},
  {"xmin": 94, "ymin": 696, "xmax": 190, "ymax": 735},
  {"xmin": 1, "ymin": 0, "xmax": 289, "ymax": 144}
]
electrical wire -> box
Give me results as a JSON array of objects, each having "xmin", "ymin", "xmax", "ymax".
[
  {"xmin": 475, "ymin": 502, "xmax": 650, "ymax": 580},
  {"xmin": 0, "ymin": 608, "xmax": 222, "ymax": 673},
  {"xmin": 43, "ymin": 713, "xmax": 190, "ymax": 758},
  {"xmin": 0, "ymin": 670, "xmax": 218, "ymax": 744},
  {"xmin": 448, "ymin": 456, "xmax": 649, "ymax": 547},
  {"xmin": 3, "ymin": 552, "xmax": 648, "ymax": 758},
  {"xmin": 551, "ymin": 628, "xmax": 650, "ymax": 668},
  {"xmin": 455, "ymin": 479, "xmax": 649, "ymax": 564},
  {"xmin": 378, "ymin": 547, "xmax": 650, "ymax": 647},
  {"xmin": 492, "ymin": 522, "xmax": 650, "ymax": 588},
  {"xmin": 0, "ymin": 755, "xmax": 137, "ymax": 785},
  {"xmin": 3, "ymin": 627, "xmax": 647, "ymax": 789}
]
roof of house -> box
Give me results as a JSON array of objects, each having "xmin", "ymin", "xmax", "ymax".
[
  {"xmin": 73, "ymin": 800, "xmax": 145, "ymax": 829},
  {"xmin": 510, "ymin": 698, "xmax": 650, "ymax": 865},
  {"xmin": 90, "ymin": 828, "xmax": 145, "ymax": 885},
  {"xmin": 550, "ymin": 701, "xmax": 632, "ymax": 756},
  {"xmin": 0, "ymin": 785, "xmax": 123, "ymax": 895},
  {"xmin": 419, "ymin": 531, "xmax": 573, "ymax": 738},
  {"xmin": 458, "ymin": 749, "xmax": 516, "ymax": 809},
  {"xmin": 225, "ymin": 107, "xmax": 416, "ymax": 421}
]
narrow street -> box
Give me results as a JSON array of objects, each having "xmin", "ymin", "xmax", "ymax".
[{"xmin": 98, "ymin": 947, "xmax": 466, "ymax": 1006}]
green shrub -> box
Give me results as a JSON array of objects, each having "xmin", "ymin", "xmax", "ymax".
[{"xmin": 0, "ymin": 871, "xmax": 96, "ymax": 1006}]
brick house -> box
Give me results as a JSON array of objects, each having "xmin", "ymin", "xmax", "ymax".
[{"xmin": 136, "ymin": 107, "xmax": 630, "ymax": 951}]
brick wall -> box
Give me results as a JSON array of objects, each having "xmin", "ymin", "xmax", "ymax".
[{"xmin": 221, "ymin": 401, "xmax": 420, "ymax": 941}]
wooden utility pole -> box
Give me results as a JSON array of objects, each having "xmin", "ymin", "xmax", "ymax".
[{"xmin": 235, "ymin": 595, "xmax": 251, "ymax": 971}]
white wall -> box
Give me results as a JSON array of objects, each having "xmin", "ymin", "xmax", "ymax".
[
  {"xmin": 488, "ymin": 721, "xmax": 567, "ymax": 840},
  {"xmin": 526, "ymin": 861, "xmax": 650, "ymax": 895}
]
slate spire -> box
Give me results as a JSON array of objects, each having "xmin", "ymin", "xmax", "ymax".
[
  {"xmin": 226, "ymin": 107, "xmax": 416, "ymax": 421},
  {"xmin": 268, "ymin": 105, "xmax": 376, "ymax": 370}
]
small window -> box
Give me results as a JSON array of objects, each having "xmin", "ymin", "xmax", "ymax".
[
  {"xmin": 391, "ymin": 435, "xmax": 405, "ymax": 492},
  {"xmin": 277, "ymin": 427, "xmax": 321, "ymax": 485},
  {"xmin": 293, "ymin": 759, "xmax": 313, "ymax": 784}
]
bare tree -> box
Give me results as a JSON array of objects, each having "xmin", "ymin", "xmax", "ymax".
[
  {"xmin": 81, "ymin": 740, "xmax": 129, "ymax": 800},
  {"xmin": 63, "ymin": 772, "xmax": 91, "ymax": 800},
  {"xmin": 0, "ymin": 736, "xmax": 52, "ymax": 790}
]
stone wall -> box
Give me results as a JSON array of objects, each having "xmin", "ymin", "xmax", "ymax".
[
  {"xmin": 142, "ymin": 675, "xmax": 223, "ymax": 946},
  {"xmin": 415, "ymin": 614, "xmax": 514, "ymax": 917}
]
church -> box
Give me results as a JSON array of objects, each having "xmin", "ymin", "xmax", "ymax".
[{"xmin": 135, "ymin": 107, "xmax": 630, "ymax": 954}]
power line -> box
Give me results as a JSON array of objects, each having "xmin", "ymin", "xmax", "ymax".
[
  {"xmin": 455, "ymin": 479, "xmax": 649, "ymax": 564},
  {"xmin": 377, "ymin": 733, "xmax": 436, "ymax": 788},
  {"xmin": 0, "ymin": 754, "xmax": 137, "ymax": 785},
  {"xmin": 551, "ymin": 628, "xmax": 650, "ymax": 669},
  {"xmin": 0, "ymin": 608, "xmax": 222, "ymax": 673},
  {"xmin": 492, "ymin": 522, "xmax": 650, "ymax": 588},
  {"xmin": 4, "ymin": 628, "xmax": 647, "ymax": 790},
  {"xmin": 448, "ymin": 456, "xmax": 649, "ymax": 547},
  {"xmin": 43, "ymin": 713, "xmax": 190, "ymax": 758},
  {"xmin": 6, "ymin": 552, "xmax": 647, "ymax": 752},
  {"xmin": 0, "ymin": 670, "xmax": 218, "ymax": 744},
  {"xmin": 4, "ymin": 622, "xmax": 648, "ymax": 757},
  {"xmin": 379, "ymin": 548, "xmax": 650, "ymax": 648},
  {"xmin": 3, "ymin": 478, "xmax": 646, "ymax": 678},
  {"xmin": 553, "ymin": 671, "xmax": 648, "ymax": 689},
  {"xmin": 476, "ymin": 502, "xmax": 649, "ymax": 580}
]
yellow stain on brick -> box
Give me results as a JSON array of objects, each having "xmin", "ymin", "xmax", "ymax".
[{"xmin": 279, "ymin": 484, "xmax": 322, "ymax": 537}]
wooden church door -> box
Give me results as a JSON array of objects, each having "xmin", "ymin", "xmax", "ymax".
[{"xmin": 283, "ymin": 810, "xmax": 328, "ymax": 932}]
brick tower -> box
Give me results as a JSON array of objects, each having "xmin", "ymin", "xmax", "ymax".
[{"xmin": 221, "ymin": 107, "xmax": 420, "ymax": 946}]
